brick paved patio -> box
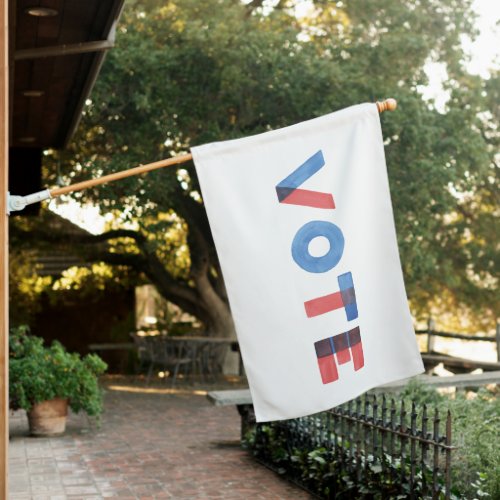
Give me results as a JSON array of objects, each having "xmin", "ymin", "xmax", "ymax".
[{"xmin": 9, "ymin": 378, "xmax": 311, "ymax": 499}]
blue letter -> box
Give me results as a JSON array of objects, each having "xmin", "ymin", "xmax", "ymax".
[{"xmin": 291, "ymin": 220, "xmax": 345, "ymax": 273}]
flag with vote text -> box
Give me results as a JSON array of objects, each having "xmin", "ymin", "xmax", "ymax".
[{"xmin": 192, "ymin": 103, "xmax": 424, "ymax": 422}]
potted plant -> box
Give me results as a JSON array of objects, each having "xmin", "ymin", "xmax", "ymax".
[{"xmin": 9, "ymin": 326, "xmax": 107, "ymax": 436}]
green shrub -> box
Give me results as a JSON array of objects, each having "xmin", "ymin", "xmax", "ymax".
[
  {"xmin": 9, "ymin": 325, "xmax": 108, "ymax": 418},
  {"xmin": 246, "ymin": 421, "xmax": 443, "ymax": 498},
  {"xmin": 444, "ymin": 390, "xmax": 499, "ymax": 499},
  {"xmin": 401, "ymin": 380, "xmax": 499, "ymax": 498},
  {"xmin": 245, "ymin": 383, "xmax": 499, "ymax": 498}
]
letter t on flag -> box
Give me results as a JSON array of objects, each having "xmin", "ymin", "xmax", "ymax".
[{"xmin": 192, "ymin": 103, "xmax": 424, "ymax": 422}]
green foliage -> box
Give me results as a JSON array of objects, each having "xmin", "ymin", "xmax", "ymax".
[
  {"xmin": 9, "ymin": 211, "xmax": 139, "ymax": 329},
  {"xmin": 245, "ymin": 386, "xmax": 499, "ymax": 498},
  {"xmin": 246, "ymin": 421, "xmax": 446, "ymax": 498},
  {"xmin": 400, "ymin": 381, "xmax": 500, "ymax": 497},
  {"xmin": 444, "ymin": 390, "xmax": 500, "ymax": 499},
  {"xmin": 399, "ymin": 381, "xmax": 499, "ymax": 497},
  {"xmin": 8, "ymin": 247, "xmax": 52, "ymax": 326},
  {"xmin": 9, "ymin": 326, "xmax": 108, "ymax": 417},
  {"xmin": 44, "ymin": 0, "xmax": 499, "ymax": 328},
  {"xmin": 400, "ymin": 378, "xmax": 446, "ymax": 406}
]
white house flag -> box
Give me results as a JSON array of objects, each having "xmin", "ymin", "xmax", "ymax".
[{"xmin": 192, "ymin": 103, "xmax": 424, "ymax": 422}]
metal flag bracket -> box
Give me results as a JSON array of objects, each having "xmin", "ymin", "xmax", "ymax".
[{"xmin": 7, "ymin": 189, "xmax": 52, "ymax": 215}]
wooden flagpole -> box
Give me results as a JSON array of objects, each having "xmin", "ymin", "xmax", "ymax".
[
  {"xmin": 49, "ymin": 99, "xmax": 397, "ymax": 199},
  {"xmin": 51, "ymin": 154, "xmax": 193, "ymax": 197}
]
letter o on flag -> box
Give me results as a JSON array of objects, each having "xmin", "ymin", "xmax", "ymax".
[{"xmin": 291, "ymin": 220, "xmax": 345, "ymax": 273}]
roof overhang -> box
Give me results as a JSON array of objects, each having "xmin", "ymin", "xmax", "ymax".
[{"xmin": 10, "ymin": 0, "xmax": 125, "ymax": 150}]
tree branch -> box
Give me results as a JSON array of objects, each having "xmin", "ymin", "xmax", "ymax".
[
  {"xmin": 89, "ymin": 251, "xmax": 147, "ymax": 269},
  {"xmin": 91, "ymin": 229, "xmax": 147, "ymax": 245}
]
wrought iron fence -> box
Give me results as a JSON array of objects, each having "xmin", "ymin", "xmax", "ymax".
[{"xmin": 246, "ymin": 394, "xmax": 453, "ymax": 499}]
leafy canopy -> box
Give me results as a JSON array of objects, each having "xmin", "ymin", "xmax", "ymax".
[{"xmin": 46, "ymin": 0, "xmax": 498, "ymax": 329}]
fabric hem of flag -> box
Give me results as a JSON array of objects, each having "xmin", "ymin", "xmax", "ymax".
[{"xmin": 252, "ymin": 360, "xmax": 425, "ymax": 422}]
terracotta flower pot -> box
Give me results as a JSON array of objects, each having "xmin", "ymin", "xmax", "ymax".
[{"xmin": 27, "ymin": 397, "xmax": 69, "ymax": 436}]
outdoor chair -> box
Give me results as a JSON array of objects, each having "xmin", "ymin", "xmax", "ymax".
[
  {"xmin": 160, "ymin": 337, "xmax": 193, "ymax": 385},
  {"xmin": 130, "ymin": 333, "xmax": 192, "ymax": 386},
  {"xmin": 130, "ymin": 332, "xmax": 153, "ymax": 374},
  {"xmin": 178, "ymin": 339, "xmax": 207, "ymax": 383},
  {"xmin": 202, "ymin": 342, "xmax": 228, "ymax": 379}
]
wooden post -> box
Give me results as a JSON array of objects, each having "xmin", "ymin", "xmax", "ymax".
[
  {"xmin": 426, "ymin": 317, "xmax": 435, "ymax": 353},
  {"xmin": 0, "ymin": 0, "xmax": 9, "ymax": 497},
  {"xmin": 496, "ymin": 322, "xmax": 500, "ymax": 363}
]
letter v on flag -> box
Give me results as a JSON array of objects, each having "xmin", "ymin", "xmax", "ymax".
[
  {"xmin": 192, "ymin": 103, "xmax": 424, "ymax": 422},
  {"xmin": 275, "ymin": 150, "xmax": 335, "ymax": 209}
]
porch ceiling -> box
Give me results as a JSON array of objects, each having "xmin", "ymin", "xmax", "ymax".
[{"xmin": 10, "ymin": 0, "xmax": 125, "ymax": 150}]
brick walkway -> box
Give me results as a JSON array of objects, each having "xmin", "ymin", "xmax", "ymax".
[{"xmin": 9, "ymin": 379, "xmax": 311, "ymax": 499}]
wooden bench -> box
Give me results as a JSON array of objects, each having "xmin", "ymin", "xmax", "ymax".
[
  {"xmin": 207, "ymin": 371, "xmax": 500, "ymax": 432},
  {"xmin": 208, "ymin": 389, "xmax": 252, "ymax": 407},
  {"xmin": 207, "ymin": 389, "xmax": 254, "ymax": 439}
]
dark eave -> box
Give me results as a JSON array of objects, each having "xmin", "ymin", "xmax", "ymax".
[{"xmin": 10, "ymin": 0, "xmax": 125, "ymax": 150}]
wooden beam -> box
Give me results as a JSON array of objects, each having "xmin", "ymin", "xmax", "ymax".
[
  {"xmin": 415, "ymin": 329, "xmax": 497, "ymax": 342},
  {"xmin": 0, "ymin": 0, "xmax": 9, "ymax": 496},
  {"xmin": 14, "ymin": 39, "xmax": 115, "ymax": 60},
  {"xmin": 421, "ymin": 353, "xmax": 500, "ymax": 373}
]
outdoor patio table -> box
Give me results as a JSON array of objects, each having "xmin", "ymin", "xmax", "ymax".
[{"xmin": 165, "ymin": 336, "xmax": 239, "ymax": 378}]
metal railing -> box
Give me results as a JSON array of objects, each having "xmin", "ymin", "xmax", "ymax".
[{"xmin": 248, "ymin": 394, "xmax": 453, "ymax": 499}]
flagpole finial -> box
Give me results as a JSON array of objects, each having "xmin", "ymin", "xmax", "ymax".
[{"xmin": 376, "ymin": 98, "xmax": 397, "ymax": 113}]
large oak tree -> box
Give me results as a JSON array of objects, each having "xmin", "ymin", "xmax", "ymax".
[{"xmin": 36, "ymin": 0, "xmax": 498, "ymax": 335}]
